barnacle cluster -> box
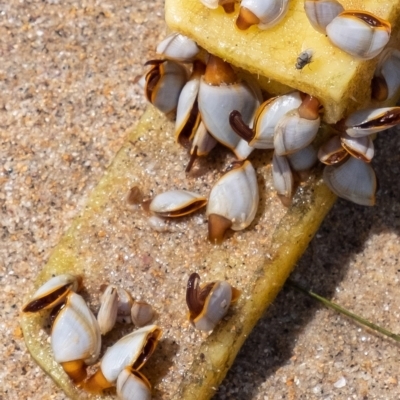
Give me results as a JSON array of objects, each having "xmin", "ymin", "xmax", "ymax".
[
  {"xmin": 23, "ymin": 271, "xmax": 238, "ymax": 399},
  {"xmin": 142, "ymin": 9, "xmax": 400, "ymax": 236}
]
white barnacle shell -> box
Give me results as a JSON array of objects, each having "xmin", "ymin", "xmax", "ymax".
[
  {"xmin": 341, "ymin": 132, "xmax": 374, "ymax": 163},
  {"xmin": 101, "ymin": 325, "xmax": 162, "ymax": 383},
  {"xmin": 186, "ymin": 272, "xmax": 241, "ymax": 332},
  {"xmin": 22, "ymin": 273, "xmax": 82, "ymax": 313},
  {"xmin": 274, "ymin": 109, "xmax": 320, "ymax": 156},
  {"xmin": 323, "ymin": 157, "xmax": 377, "ymax": 206},
  {"xmin": 287, "ymin": 144, "xmax": 317, "ymax": 172},
  {"xmin": 116, "ymin": 368, "xmax": 151, "ymax": 400},
  {"xmin": 304, "ymin": 0, "xmax": 344, "ymax": 34},
  {"xmin": 116, "ymin": 288, "xmax": 134, "ymax": 324},
  {"xmin": 97, "ymin": 284, "xmax": 118, "ymax": 335},
  {"xmin": 83, "ymin": 325, "xmax": 162, "ymax": 393},
  {"xmin": 206, "ymin": 160, "xmax": 259, "ymax": 243},
  {"xmin": 175, "ymin": 61, "xmax": 204, "ymax": 146},
  {"xmin": 198, "ymin": 78, "xmax": 260, "ymax": 158},
  {"xmin": 318, "ymin": 135, "xmax": 348, "ymax": 165},
  {"xmin": 345, "ymin": 107, "xmax": 400, "ymax": 137},
  {"xmin": 51, "ymin": 292, "xmax": 101, "ymax": 384},
  {"xmin": 144, "ymin": 60, "xmax": 188, "ymax": 115},
  {"xmin": 272, "ymin": 152, "xmax": 294, "ymax": 204},
  {"xmin": 373, "ymin": 48, "xmax": 400, "ymax": 101},
  {"xmin": 199, "ymin": 0, "xmax": 237, "ymax": 13},
  {"xmin": 131, "ymin": 301, "xmax": 155, "ymax": 327},
  {"xmin": 149, "ymin": 189, "xmax": 207, "ymax": 218},
  {"xmin": 229, "ymin": 92, "xmax": 303, "ymax": 149},
  {"xmin": 52, "ymin": 292, "xmax": 101, "ymax": 365},
  {"xmin": 190, "ymin": 122, "xmax": 217, "ymax": 157},
  {"xmin": 326, "ymin": 11, "xmax": 391, "ymax": 60},
  {"xmin": 156, "ymin": 32, "xmax": 200, "ymax": 62},
  {"xmin": 236, "ymin": 0, "xmax": 289, "ymax": 30}
]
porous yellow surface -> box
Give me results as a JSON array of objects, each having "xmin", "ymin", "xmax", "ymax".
[{"xmin": 165, "ymin": 0, "xmax": 400, "ymax": 123}]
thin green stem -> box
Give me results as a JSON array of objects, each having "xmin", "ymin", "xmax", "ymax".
[{"xmin": 287, "ymin": 278, "xmax": 400, "ymax": 342}]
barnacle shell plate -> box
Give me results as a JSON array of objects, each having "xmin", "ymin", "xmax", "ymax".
[
  {"xmin": 51, "ymin": 292, "xmax": 101, "ymax": 365},
  {"xmin": 206, "ymin": 160, "xmax": 259, "ymax": 231},
  {"xmin": 149, "ymin": 189, "xmax": 207, "ymax": 217},
  {"xmin": 198, "ymin": 78, "xmax": 260, "ymax": 158}
]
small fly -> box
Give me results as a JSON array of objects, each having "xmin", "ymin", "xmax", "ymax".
[{"xmin": 295, "ymin": 49, "xmax": 314, "ymax": 70}]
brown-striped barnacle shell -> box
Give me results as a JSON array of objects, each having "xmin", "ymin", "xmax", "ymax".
[
  {"xmin": 198, "ymin": 55, "xmax": 262, "ymax": 160},
  {"xmin": 304, "ymin": 0, "xmax": 344, "ymax": 34},
  {"xmin": 131, "ymin": 301, "xmax": 155, "ymax": 327},
  {"xmin": 344, "ymin": 107, "xmax": 400, "ymax": 137},
  {"xmin": 325, "ymin": 11, "xmax": 391, "ymax": 60},
  {"xmin": 175, "ymin": 61, "xmax": 205, "ymax": 147},
  {"xmin": 318, "ymin": 135, "xmax": 348, "ymax": 165},
  {"xmin": 156, "ymin": 32, "xmax": 200, "ymax": 62},
  {"xmin": 22, "ymin": 273, "xmax": 83, "ymax": 313},
  {"xmin": 51, "ymin": 291, "xmax": 101, "ymax": 384},
  {"xmin": 272, "ymin": 152, "xmax": 294, "ymax": 206},
  {"xmin": 187, "ymin": 122, "xmax": 218, "ymax": 169},
  {"xmin": 116, "ymin": 367, "xmax": 152, "ymax": 400},
  {"xmin": 83, "ymin": 325, "xmax": 162, "ymax": 393},
  {"xmin": 340, "ymin": 132, "xmax": 374, "ymax": 163},
  {"xmin": 236, "ymin": 0, "xmax": 289, "ymax": 30},
  {"xmin": 230, "ymin": 91, "xmax": 303, "ymax": 149},
  {"xmin": 206, "ymin": 160, "xmax": 259, "ymax": 243},
  {"xmin": 144, "ymin": 59, "xmax": 188, "ymax": 115},
  {"xmin": 199, "ymin": 0, "xmax": 237, "ymax": 14},
  {"xmin": 97, "ymin": 284, "xmax": 118, "ymax": 335},
  {"xmin": 149, "ymin": 189, "xmax": 207, "ymax": 218},
  {"xmin": 274, "ymin": 95, "xmax": 321, "ymax": 156},
  {"xmin": 372, "ymin": 48, "xmax": 400, "ymax": 101},
  {"xmin": 186, "ymin": 272, "xmax": 241, "ymax": 331},
  {"xmin": 323, "ymin": 156, "xmax": 377, "ymax": 206}
]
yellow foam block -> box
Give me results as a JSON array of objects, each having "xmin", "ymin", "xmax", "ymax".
[{"xmin": 165, "ymin": 0, "xmax": 400, "ymax": 123}]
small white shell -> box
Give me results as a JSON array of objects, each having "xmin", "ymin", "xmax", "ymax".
[
  {"xmin": 131, "ymin": 302, "xmax": 155, "ymax": 327},
  {"xmin": 175, "ymin": 62, "xmax": 203, "ymax": 144},
  {"xmin": 206, "ymin": 160, "xmax": 259, "ymax": 242},
  {"xmin": 149, "ymin": 190, "xmax": 207, "ymax": 217},
  {"xmin": 374, "ymin": 49, "xmax": 400, "ymax": 101},
  {"xmin": 97, "ymin": 285, "xmax": 118, "ymax": 335},
  {"xmin": 304, "ymin": 0, "xmax": 344, "ymax": 34},
  {"xmin": 287, "ymin": 144, "xmax": 317, "ymax": 172},
  {"xmin": 156, "ymin": 33, "xmax": 200, "ymax": 62},
  {"xmin": 116, "ymin": 288, "xmax": 134, "ymax": 324},
  {"xmin": 252, "ymin": 92, "xmax": 303, "ymax": 149},
  {"xmin": 199, "ymin": 0, "xmax": 219, "ymax": 9},
  {"xmin": 326, "ymin": 11, "xmax": 391, "ymax": 60},
  {"xmin": 274, "ymin": 109, "xmax": 320, "ymax": 156},
  {"xmin": 116, "ymin": 368, "xmax": 151, "ymax": 400},
  {"xmin": 100, "ymin": 325, "xmax": 162, "ymax": 384},
  {"xmin": 323, "ymin": 157, "xmax": 377, "ymax": 206},
  {"xmin": 345, "ymin": 107, "xmax": 400, "ymax": 137},
  {"xmin": 272, "ymin": 152, "xmax": 294, "ymax": 200},
  {"xmin": 318, "ymin": 135, "xmax": 348, "ymax": 165},
  {"xmin": 22, "ymin": 273, "xmax": 82, "ymax": 312},
  {"xmin": 51, "ymin": 292, "xmax": 101, "ymax": 366},
  {"xmin": 190, "ymin": 122, "xmax": 217, "ymax": 157},
  {"xmin": 145, "ymin": 60, "xmax": 188, "ymax": 115},
  {"xmin": 341, "ymin": 132, "xmax": 374, "ymax": 162},
  {"xmin": 186, "ymin": 273, "xmax": 240, "ymax": 332},
  {"xmin": 198, "ymin": 78, "xmax": 261, "ymax": 157},
  {"xmin": 237, "ymin": 0, "xmax": 289, "ymax": 30}
]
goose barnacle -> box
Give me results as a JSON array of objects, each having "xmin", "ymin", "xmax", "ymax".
[
  {"xmin": 186, "ymin": 272, "xmax": 241, "ymax": 331},
  {"xmin": 22, "ymin": 273, "xmax": 83, "ymax": 313}
]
